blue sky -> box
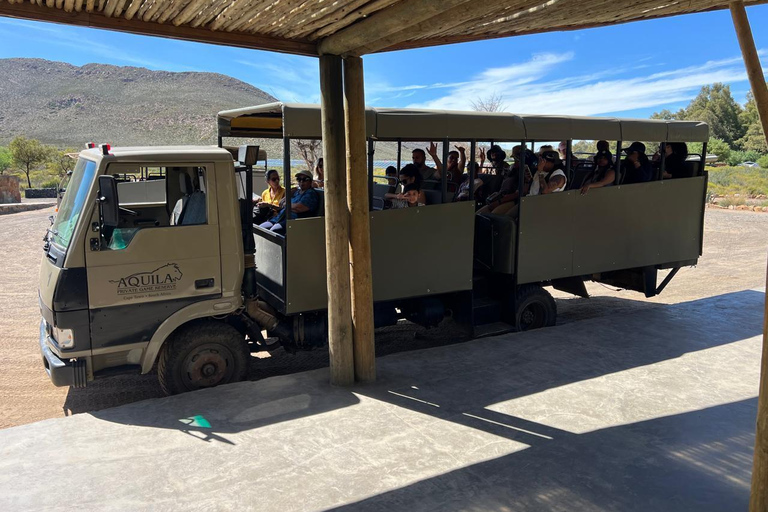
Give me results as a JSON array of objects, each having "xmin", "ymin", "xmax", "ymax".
[{"xmin": 1, "ymin": 5, "xmax": 767, "ymax": 119}]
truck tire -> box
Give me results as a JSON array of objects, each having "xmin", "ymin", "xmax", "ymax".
[
  {"xmin": 511, "ymin": 284, "xmax": 557, "ymax": 331},
  {"xmin": 157, "ymin": 320, "xmax": 249, "ymax": 395}
]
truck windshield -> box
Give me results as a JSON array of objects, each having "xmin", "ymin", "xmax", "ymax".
[{"xmin": 51, "ymin": 158, "xmax": 97, "ymax": 250}]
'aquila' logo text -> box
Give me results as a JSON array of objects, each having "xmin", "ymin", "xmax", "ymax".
[{"xmin": 110, "ymin": 263, "xmax": 183, "ymax": 295}]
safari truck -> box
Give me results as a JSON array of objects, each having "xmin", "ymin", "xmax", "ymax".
[{"xmin": 39, "ymin": 103, "xmax": 708, "ymax": 394}]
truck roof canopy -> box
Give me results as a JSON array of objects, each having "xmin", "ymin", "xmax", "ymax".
[{"xmin": 217, "ymin": 103, "xmax": 710, "ymax": 143}]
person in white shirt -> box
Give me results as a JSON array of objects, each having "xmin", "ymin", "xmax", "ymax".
[{"xmin": 529, "ymin": 150, "xmax": 567, "ymax": 195}]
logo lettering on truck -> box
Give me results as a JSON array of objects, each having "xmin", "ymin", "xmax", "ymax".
[{"xmin": 109, "ymin": 263, "xmax": 183, "ymax": 298}]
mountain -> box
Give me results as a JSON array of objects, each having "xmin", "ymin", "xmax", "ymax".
[{"xmin": 0, "ymin": 58, "xmax": 277, "ymax": 149}]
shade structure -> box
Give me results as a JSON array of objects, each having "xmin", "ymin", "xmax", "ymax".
[{"xmin": 0, "ymin": 0, "xmax": 766, "ymax": 57}]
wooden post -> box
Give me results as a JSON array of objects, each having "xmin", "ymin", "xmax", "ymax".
[
  {"xmin": 343, "ymin": 56, "xmax": 376, "ymax": 383},
  {"xmin": 730, "ymin": 5, "xmax": 768, "ymax": 510},
  {"xmin": 752, "ymin": 256, "xmax": 768, "ymax": 512},
  {"xmin": 731, "ymin": 2, "xmax": 768, "ymax": 150},
  {"xmin": 319, "ymin": 54, "xmax": 354, "ymax": 386}
]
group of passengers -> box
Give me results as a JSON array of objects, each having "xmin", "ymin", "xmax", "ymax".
[{"xmin": 255, "ymin": 137, "xmax": 694, "ymax": 231}]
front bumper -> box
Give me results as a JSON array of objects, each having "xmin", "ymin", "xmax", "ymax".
[{"xmin": 39, "ymin": 319, "xmax": 87, "ymax": 388}]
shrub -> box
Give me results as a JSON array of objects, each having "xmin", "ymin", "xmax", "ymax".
[
  {"xmin": 39, "ymin": 179, "xmax": 59, "ymax": 189},
  {"xmin": 706, "ymin": 166, "xmax": 768, "ymax": 197},
  {"xmin": 757, "ymin": 155, "xmax": 768, "ymax": 169},
  {"xmin": 719, "ymin": 195, "xmax": 746, "ymax": 207},
  {"xmin": 727, "ymin": 149, "xmax": 761, "ymax": 166}
]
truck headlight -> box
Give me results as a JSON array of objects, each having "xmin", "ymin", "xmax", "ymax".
[{"xmin": 53, "ymin": 327, "xmax": 75, "ymax": 349}]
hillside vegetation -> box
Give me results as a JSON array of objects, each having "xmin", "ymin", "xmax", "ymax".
[{"xmin": 0, "ymin": 58, "xmax": 276, "ymax": 147}]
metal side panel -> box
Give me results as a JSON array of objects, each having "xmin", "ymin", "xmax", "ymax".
[
  {"xmin": 516, "ymin": 177, "xmax": 706, "ymax": 284},
  {"xmin": 284, "ymin": 202, "xmax": 476, "ymax": 314},
  {"xmin": 253, "ymin": 229, "xmax": 285, "ymax": 305},
  {"xmin": 517, "ymin": 192, "xmax": 577, "ymax": 284},
  {"xmin": 572, "ymin": 177, "xmax": 705, "ymax": 276}
]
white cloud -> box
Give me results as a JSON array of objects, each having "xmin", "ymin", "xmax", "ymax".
[{"xmin": 407, "ymin": 51, "xmax": 766, "ymax": 116}]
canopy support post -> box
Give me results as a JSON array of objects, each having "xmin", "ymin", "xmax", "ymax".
[
  {"xmin": 344, "ymin": 55, "xmax": 376, "ymax": 383},
  {"xmin": 319, "ymin": 54, "xmax": 354, "ymax": 386},
  {"xmin": 730, "ymin": 5, "xmax": 768, "ymax": 509}
]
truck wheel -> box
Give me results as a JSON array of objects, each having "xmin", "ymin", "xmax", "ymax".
[
  {"xmin": 511, "ymin": 285, "xmax": 557, "ymax": 331},
  {"xmin": 157, "ymin": 321, "xmax": 249, "ymax": 395}
]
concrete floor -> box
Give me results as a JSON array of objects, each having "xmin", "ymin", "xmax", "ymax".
[{"xmin": 0, "ymin": 289, "xmax": 764, "ymax": 512}]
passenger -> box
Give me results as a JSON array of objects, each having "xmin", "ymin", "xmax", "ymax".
[
  {"xmin": 385, "ymin": 165, "xmax": 399, "ymax": 189},
  {"xmin": 254, "ymin": 169, "xmax": 285, "ymax": 224},
  {"xmin": 428, "ymin": 145, "xmax": 466, "ymax": 186},
  {"xmin": 413, "ymin": 146, "xmax": 439, "ymax": 181},
  {"xmin": 580, "ymin": 150, "xmax": 615, "ymax": 195},
  {"xmin": 259, "ymin": 170, "xmax": 319, "ymax": 233},
  {"xmin": 476, "ymin": 145, "xmax": 533, "ymax": 214},
  {"xmin": 390, "ymin": 183, "xmax": 425, "ymax": 209},
  {"xmin": 596, "ymin": 140, "xmax": 610, "ymax": 152},
  {"xmin": 385, "ymin": 164, "xmax": 427, "ymax": 206},
  {"xmin": 621, "ymin": 142, "xmax": 653, "ymax": 184},
  {"xmin": 312, "ymin": 158, "xmax": 324, "ymax": 188},
  {"xmin": 529, "ymin": 150, "xmax": 567, "ymax": 195},
  {"xmin": 661, "ymin": 142, "xmax": 690, "ymax": 179}
]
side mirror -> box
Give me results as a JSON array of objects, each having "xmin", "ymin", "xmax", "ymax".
[{"xmin": 98, "ymin": 175, "xmax": 120, "ymax": 228}]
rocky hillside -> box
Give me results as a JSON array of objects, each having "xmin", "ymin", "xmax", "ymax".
[{"xmin": 0, "ymin": 58, "xmax": 277, "ymax": 148}]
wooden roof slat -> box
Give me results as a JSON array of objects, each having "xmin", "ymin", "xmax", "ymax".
[
  {"xmin": 151, "ymin": 0, "xmax": 180, "ymax": 21},
  {"xmin": 64, "ymin": 0, "xmax": 78, "ymax": 11},
  {"xmin": 318, "ymin": 0, "xmax": 475, "ymax": 55},
  {"xmin": 173, "ymin": 0, "xmax": 211, "ymax": 25},
  {"xmin": 190, "ymin": 0, "xmax": 228, "ymax": 27},
  {"xmin": 156, "ymin": 0, "xmax": 187, "ymax": 23},
  {"xmin": 242, "ymin": 0, "xmax": 309, "ymax": 34},
  {"xmin": 74, "ymin": 0, "xmax": 83, "ymax": 10},
  {"xmin": 269, "ymin": 0, "xmax": 343, "ymax": 38},
  {"xmin": 221, "ymin": 0, "xmax": 282, "ymax": 31},
  {"xmin": 303, "ymin": 0, "xmax": 398, "ymax": 40},
  {"xmin": 122, "ymin": 0, "xmax": 142, "ymax": 17}
]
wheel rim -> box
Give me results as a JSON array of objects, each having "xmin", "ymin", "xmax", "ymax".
[
  {"xmin": 519, "ymin": 301, "xmax": 547, "ymax": 331},
  {"xmin": 181, "ymin": 343, "xmax": 237, "ymax": 391}
]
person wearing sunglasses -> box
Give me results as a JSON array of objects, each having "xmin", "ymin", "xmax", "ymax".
[
  {"xmin": 254, "ymin": 169, "xmax": 286, "ymax": 224},
  {"xmin": 259, "ymin": 169, "xmax": 320, "ymax": 233},
  {"xmin": 384, "ymin": 163, "xmax": 427, "ymax": 207}
]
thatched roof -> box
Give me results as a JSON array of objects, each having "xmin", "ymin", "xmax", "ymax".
[{"xmin": 1, "ymin": 0, "xmax": 766, "ymax": 57}]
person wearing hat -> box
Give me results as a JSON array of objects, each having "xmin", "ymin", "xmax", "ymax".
[
  {"xmin": 580, "ymin": 150, "xmax": 616, "ymax": 195},
  {"xmin": 529, "ymin": 150, "xmax": 567, "ymax": 196},
  {"xmin": 621, "ymin": 142, "xmax": 653, "ymax": 184},
  {"xmin": 258, "ymin": 168, "xmax": 320, "ymax": 233}
]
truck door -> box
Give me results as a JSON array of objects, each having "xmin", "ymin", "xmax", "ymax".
[{"xmin": 84, "ymin": 163, "xmax": 222, "ymax": 351}]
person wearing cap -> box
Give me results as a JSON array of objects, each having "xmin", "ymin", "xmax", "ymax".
[
  {"xmin": 621, "ymin": 142, "xmax": 653, "ymax": 184},
  {"xmin": 258, "ymin": 169, "xmax": 319, "ymax": 233},
  {"xmin": 529, "ymin": 150, "xmax": 567, "ymax": 196},
  {"xmin": 580, "ymin": 150, "xmax": 616, "ymax": 195}
]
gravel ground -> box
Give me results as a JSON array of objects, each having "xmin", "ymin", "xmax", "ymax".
[{"xmin": 0, "ymin": 206, "xmax": 765, "ymax": 429}]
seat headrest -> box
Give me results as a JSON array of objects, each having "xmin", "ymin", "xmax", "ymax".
[{"xmin": 179, "ymin": 173, "xmax": 193, "ymax": 195}]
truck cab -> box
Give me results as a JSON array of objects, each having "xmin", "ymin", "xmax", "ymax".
[{"xmin": 39, "ymin": 145, "xmax": 248, "ymax": 392}]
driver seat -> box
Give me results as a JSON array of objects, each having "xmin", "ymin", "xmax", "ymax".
[{"xmin": 170, "ymin": 173, "xmax": 206, "ymax": 225}]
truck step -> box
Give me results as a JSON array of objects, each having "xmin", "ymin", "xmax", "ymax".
[
  {"xmin": 473, "ymin": 321, "xmax": 514, "ymax": 338},
  {"xmin": 472, "ymin": 297, "xmax": 501, "ymax": 325}
]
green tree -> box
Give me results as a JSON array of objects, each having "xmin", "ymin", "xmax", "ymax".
[
  {"xmin": 683, "ymin": 84, "xmax": 745, "ymax": 145},
  {"xmin": 49, "ymin": 148, "xmax": 77, "ymax": 177},
  {"xmin": 707, "ymin": 138, "xmax": 731, "ymax": 162},
  {"xmin": 0, "ymin": 147, "xmax": 11, "ymax": 176},
  {"xmin": 653, "ymin": 84, "xmax": 745, "ymax": 146},
  {"xmin": 9, "ymin": 136, "xmax": 49, "ymax": 188},
  {"xmin": 737, "ymin": 93, "xmax": 767, "ymax": 153}
]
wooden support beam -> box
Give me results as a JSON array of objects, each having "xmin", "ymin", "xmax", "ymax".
[
  {"xmin": 319, "ymin": 54, "xmax": 355, "ymax": 387},
  {"xmin": 730, "ymin": 7, "xmax": 768, "ymax": 509},
  {"xmin": 343, "ymin": 56, "xmax": 376, "ymax": 383},
  {"xmin": 752, "ymin": 257, "xmax": 768, "ymax": 512},
  {"xmin": 731, "ymin": 2, "xmax": 768, "ymax": 154},
  {"xmin": 0, "ymin": 0, "xmax": 317, "ymax": 56},
  {"xmin": 317, "ymin": 0, "xmax": 473, "ymax": 56}
]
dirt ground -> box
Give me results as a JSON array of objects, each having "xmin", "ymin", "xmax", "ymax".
[{"xmin": 0, "ymin": 206, "xmax": 766, "ymax": 429}]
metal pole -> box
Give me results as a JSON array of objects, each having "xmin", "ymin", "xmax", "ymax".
[
  {"xmin": 469, "ymin": 140, "xmax": 476, "ymax": 200},
  {"xmin": 659, "ymin": 141, "xmax": 667, "ymax": 181},
  {"xmin": 396, "ymin": 139, "xmax": 402, "ymax": 171},
  {"xmin": 367, "ymin": 138, "xmax": 375, "ymax": 211},
  {"xmin": 615, "ymin": 141, "xmax": 622, "ymax": 185},
  {"xmin": 283, "ymin": 137, "xmax": 291, "ymax": 230},
  {"xmin": 700, "ymin": 142, "xmax": 708, "ymax": 176},
  {"xmin": 565, "ymin": 140, "xmax": 572, "ymax": 183},
  {"xmin": 442, "ymin": 138, "xmax": 449, "ymax": 203}
]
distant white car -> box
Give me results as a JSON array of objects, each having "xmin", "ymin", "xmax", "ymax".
[{"xmin": 738, "ymin": 161, "xmax": 760, "ymax": 168}]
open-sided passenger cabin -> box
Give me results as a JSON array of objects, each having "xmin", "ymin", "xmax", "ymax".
[{"xmin": 217, "ymin": 103, "xmax": 708, "ymax": 334}]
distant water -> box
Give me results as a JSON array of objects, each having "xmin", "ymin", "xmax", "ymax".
[{"xmin": 264, "ymin": 160, "xmax": 400, "ymax": 172}]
